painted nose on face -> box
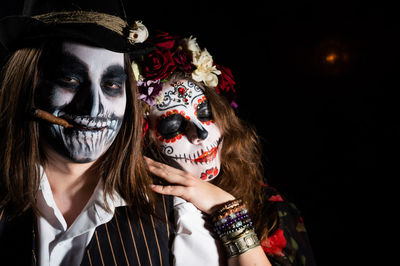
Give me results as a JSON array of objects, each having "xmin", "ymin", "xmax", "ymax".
[
  {"xmin": 187, "ymin": 122, "xmax": 208, "ymax": 144},
  {"xmin": 79, "ymin": 84, "xmax": 103, "ymax": 116},
  {"xmin": 196, "ymin": 124, "xmax": 208, "ymax": 140}
]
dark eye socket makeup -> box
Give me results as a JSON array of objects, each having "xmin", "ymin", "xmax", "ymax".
[
  {"xmin": 101, "ymin": 65, "xmax": 127, "ymax": 96},
  {"xmin": 196, "ymin": 101, "xmax": 213, "ymax": 122},
  {"xmin": 102, "ymin": 81, "xmax": 122, "ymax": 89},
  {"xmin": 56, "ymin": 76, "xmax": 82, "ymax": 91},
  {"xmin": 43, "ymin": 52, "xmax": 126, "ymax": 96},
  {"xmin": 157, "ymin": 114, "xmax": 189, "ymax": 139},
  {"xmin": 60, "ymin": 77, "xmax": 80, "ymax": 84},
  {"xmin": 42, "ymin": 51, "xmax": 88, "ymax": 88}
]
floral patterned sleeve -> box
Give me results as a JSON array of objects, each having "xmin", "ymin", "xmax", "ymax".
[{"xmin": 259, "ymin": 186, "xmax": 316, "ymax": 266}]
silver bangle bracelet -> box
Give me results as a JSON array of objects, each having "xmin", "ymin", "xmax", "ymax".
[{"xmin": 223, "ymin": 229, "xmax": 260, "ymax": 258}]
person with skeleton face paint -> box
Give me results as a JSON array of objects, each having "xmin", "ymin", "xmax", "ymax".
[
  {"xmin": 0, "ymin": 1, "xmax": 174, "ymax": 265},
  {"xmin": 148, "ymin": 79, "xmax": 223, "ymax": 182},
  {"xmin": 136, "ymin": 32, "xmax": 316, "ymax": 266},
  {"xmin": 36, "ymin": 41, "xmax": 127, "ymax": 163}
]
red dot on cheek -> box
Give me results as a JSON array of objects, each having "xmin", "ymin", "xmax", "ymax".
[{"xmin": 213, "ymin": 167, "xmax": 219, "ymax": 176}]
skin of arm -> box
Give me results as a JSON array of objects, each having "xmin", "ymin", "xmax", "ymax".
[{"xmin": 145, "ymin": 157, "xmax": 271, "ymax": 266}]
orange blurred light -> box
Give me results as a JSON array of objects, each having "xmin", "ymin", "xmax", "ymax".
[{"xmin": 325, "ymin": 53, "xmax": 337, "ymax": 64}]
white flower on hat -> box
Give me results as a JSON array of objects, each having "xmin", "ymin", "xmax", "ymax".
[{"xmin": 191, "ymin": 49, "xmax": 221, "ymax": 87}]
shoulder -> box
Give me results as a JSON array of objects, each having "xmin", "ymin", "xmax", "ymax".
[
  {"xmin": 257, "ymin": 184, "xmax": 316, "ymax": 266},
  {"xmin": 261, "ymin": 185, "xmax": 302, "ymax": 219}
]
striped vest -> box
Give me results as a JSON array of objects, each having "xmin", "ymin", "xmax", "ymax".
[{"xmin": 0, "ymin": 194, "xmax": 175, "ymax": 266}]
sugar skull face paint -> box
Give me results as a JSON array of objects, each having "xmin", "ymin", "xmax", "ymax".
[
  {"xmin": 149, "ymin": 80, "xmax": 222, "ymax": 180},
  {"xmin": 36, "ymin": 42, "xmax": 126, "ymax": 163}
]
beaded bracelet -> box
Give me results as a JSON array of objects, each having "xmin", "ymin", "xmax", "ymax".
[
  {"xmin": 214, "ymin": 215, "xmax": 252, "ymax": 238},
  {"xmin": 213, "ymin": 199, "xmax": 243, "ymax": 217},
  {"xmin": 212, "ymin": 199, "xmax": 248, "ymax": 235},
  {"xmin": 211, "ymin": 198, "xmax": 260, "ymax": 257},
  {"xmin": 214, "ymin": 208, "xmax": 249, "ymax": 228},
  {"xmin": 219, "ymin": 222, "xmax": 253, "ymax": 239},
  {"xmin": 215, "ymin": 215, "xmax": 251, "ymax": 232},
  {"xmin": 213, "ymin": 203, "xmax": 247, "ymax": 222}
]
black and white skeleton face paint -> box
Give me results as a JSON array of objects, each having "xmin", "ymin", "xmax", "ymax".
[
  {"xmin": 149, "ymin": 80, "xmax": 222, "ymax": 180},
  {"xmin": 36, "ymin": 42, "xmax": 126, "ymax": 163}
]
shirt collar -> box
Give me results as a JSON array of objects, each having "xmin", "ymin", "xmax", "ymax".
[{"xmin": 37, "ymin": 165, "xmax": 127, "ymax": 239}]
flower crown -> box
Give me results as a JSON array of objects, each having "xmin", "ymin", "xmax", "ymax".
[{"xmin": 132, "ymin": 31, "xmax": 237, "ymax": 108}]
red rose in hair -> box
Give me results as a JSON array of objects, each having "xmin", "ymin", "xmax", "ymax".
[
  {"xmin": 151, "ymin": 31, "xmax": 180, "ymax": 50},
  {"xmin": 142, "ymin": 50, "xmax": 176, "ymax": 80},
  {"xmin": 261, "ymin": 229, "xmax": 286, "ymax": 256},
  {"xmin": 215, "ymin": 65, "xmax": 236, "ymax": 94},
  {"xmin": 215, "ymin": 65, "xmax": 237, "ymax": 107},
  {"xmin": 174, "ymin": 46, "xmax": 194, "ymax": 73}
]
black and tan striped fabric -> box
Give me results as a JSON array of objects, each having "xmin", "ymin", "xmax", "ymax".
[
  {"xmin": 81, "ymin": 195, "xmax": 174, "ymax": 266},
  {"xmin": 0, "ymin": 194, "xmax": 174, "ymax": 266}
]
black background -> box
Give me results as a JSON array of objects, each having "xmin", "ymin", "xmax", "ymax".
[{"xmin": 1, "ymin": 1, "xmax": 392, "ymax": 265}]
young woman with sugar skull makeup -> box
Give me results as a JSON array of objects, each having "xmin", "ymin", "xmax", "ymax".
[
  {"xmin": 136, "ymin": 31, "xmax": 316, "ymax": 266},
  {"xmin": 0, "ymin": 1, "xmax": 174, "ymax": 265}
]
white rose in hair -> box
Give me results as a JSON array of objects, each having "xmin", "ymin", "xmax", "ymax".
[
  {"xmin": 192, "ymin": 49, "xmax": 221, "ymax": 87},
  {"xmin": 185, "ymin": 36, "xmax": 201, "ymax": 54}
]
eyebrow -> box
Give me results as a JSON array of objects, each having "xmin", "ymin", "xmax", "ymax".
[
  {"xmin": 57, "ymin": 51, "xmax": 89, "ymax": 76},
  {"xmin": 50, "ymin": 52, "xmax": 126, "ymax": 83},
  {"xmin": 159, "ymin": 104, "xmax": 188, "ymax": 112},
  {"xmin": 102, "ymin": 65, "xmax": 127, "ymax": 81}
]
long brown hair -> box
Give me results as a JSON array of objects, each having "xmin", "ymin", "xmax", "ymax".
[
  {"xmin": 146, "ymin": 72, "xmax": 278, "ymax": 239},
  {"xmin": 0, "ymin": 42, "xmax": 156, "ymax": 217}
]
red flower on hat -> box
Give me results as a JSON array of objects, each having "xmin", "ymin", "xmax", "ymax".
[
  {"xmin": 142, "ymin": 49, "xmax": 176, "ymax": 81},
  {"xmin": 261, "ymin": 229, "xmax": 286, "ymax": 256}
]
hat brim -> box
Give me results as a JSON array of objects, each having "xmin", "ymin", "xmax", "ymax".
[{"xmin": 0, "ymin": 16, "xmax": 149, "ymax": 54}]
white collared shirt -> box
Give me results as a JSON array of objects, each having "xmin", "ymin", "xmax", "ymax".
[
  {"xmin": 172, "ymin": 196, "xmax": 224, "ymax": 266},
  {"xmin": 36, "ymin": 169, "xmax": 221, "ymax": 266},
  {"xmin": 36, "ymin": 169, "xmax": 126, "ymax": 266}
]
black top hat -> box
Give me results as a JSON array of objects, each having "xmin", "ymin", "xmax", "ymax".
[{"xmin": 0, "ymin": 0, "xmax": 149, "ymax": 53}]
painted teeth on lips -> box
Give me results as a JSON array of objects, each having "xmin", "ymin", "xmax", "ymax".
[
  {"xmin": 190, "ymin": 138, "xmax": 221, "ymax": 164},
  {"xmin": 192, "ymin": 146, "xmax": 218, "ymax": 164},
  {"xmin": 62, "ymin": 115, "xmax": 115, "ymax": 130}
]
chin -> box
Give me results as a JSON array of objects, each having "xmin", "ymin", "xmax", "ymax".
[
  {"xmin": 181, "ymin": 160, "xmax": 221, "ymax": 181},
  {"xmin": 62, "ymin": 148, "xmax": 105, "ymax": 163},
  {"xmin": 71, "ymin": 155, "xmax": 97, "ymax": 163}
]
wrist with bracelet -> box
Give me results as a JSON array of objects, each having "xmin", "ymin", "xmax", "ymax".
[{"xmin": 211, "ymin": 198, "xmax": 260, "ymax": 257}]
